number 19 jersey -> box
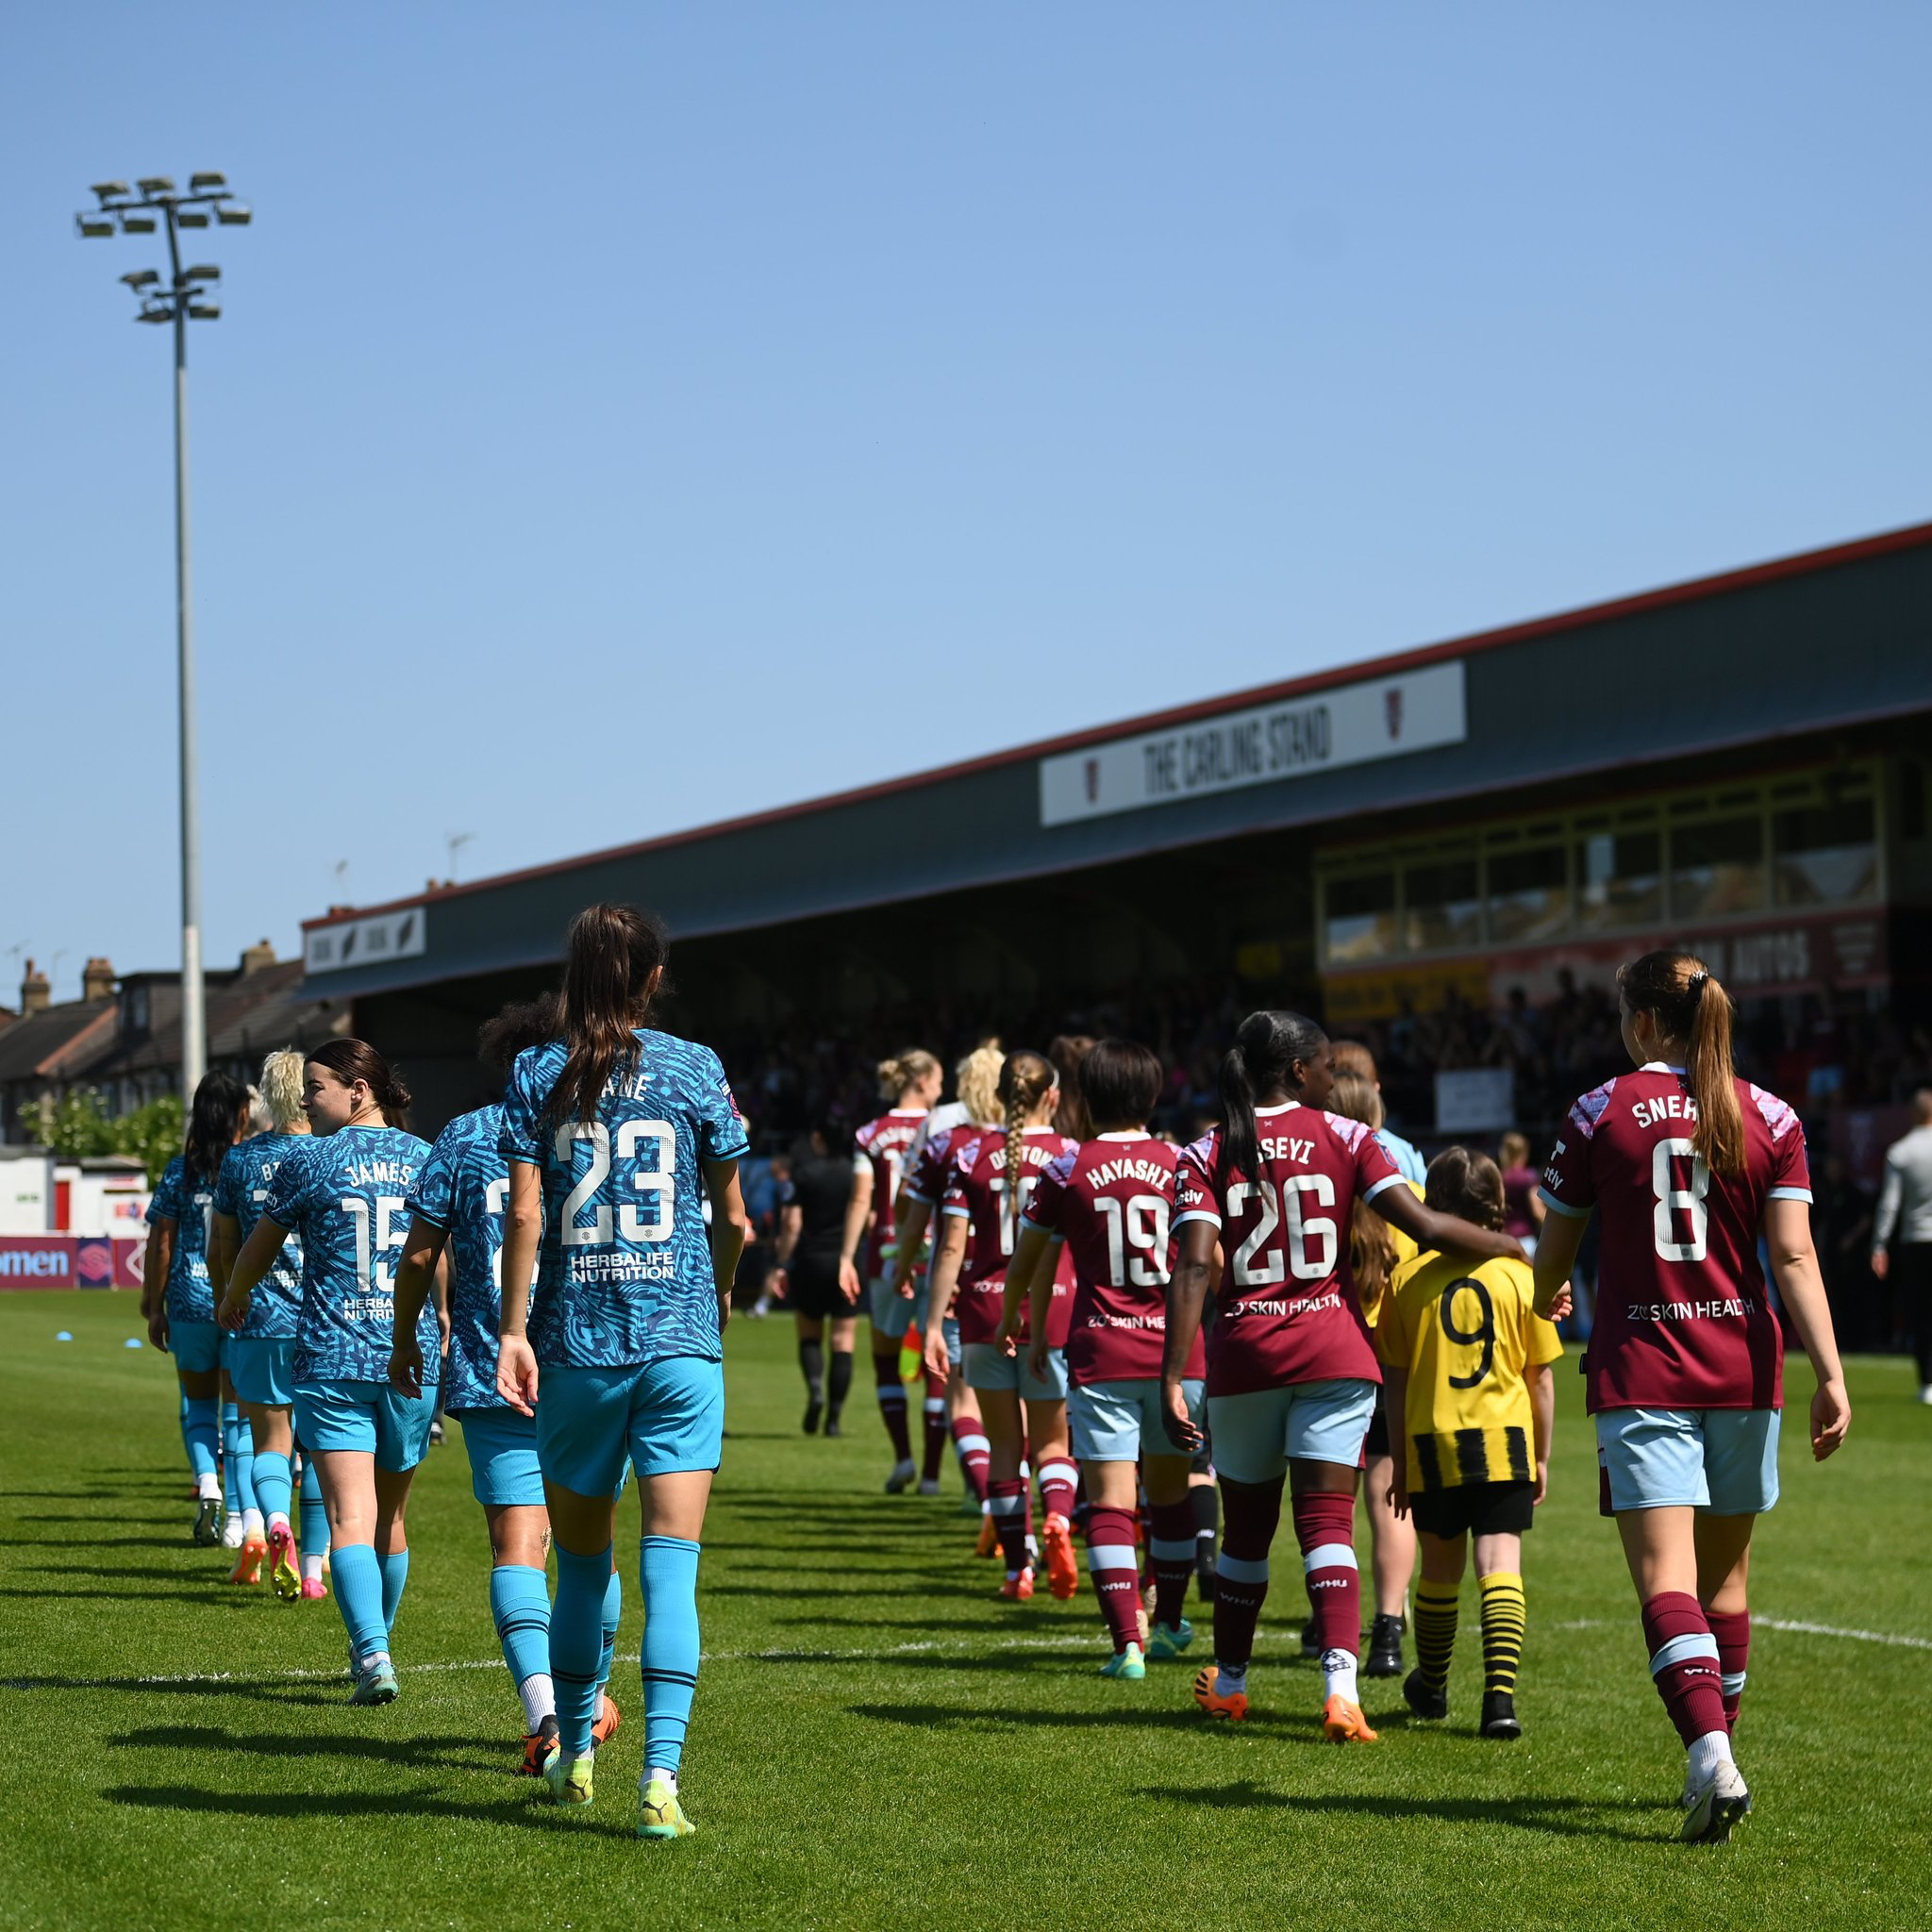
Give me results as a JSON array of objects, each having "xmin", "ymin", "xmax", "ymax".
[
  {"xmin": 1539, "ymin": 1064, "xmax": 1810, "ymax": 1413},
  {"xmin": 407, "ymin": 1103, "xmax": 512, "ymax": 1412},
  {"xmin": 500, "ymin": 1029, "xmax": 750, "ymax": 1370},
  {"xmin": 1023, "ymin": 1131, "xmax": 1200, "ymax": 1385},
  {"xmin": 1174, "ymin": 1102, "xmax": 1403, "ymax": 1397},
  {"xmin": 264, "ymin": 1124, "xmax": 435, "ymax": 1386}
]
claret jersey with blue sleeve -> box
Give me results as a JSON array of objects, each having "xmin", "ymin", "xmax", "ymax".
[
  {"xmin": 146, "ymin": 1155, "xmax": 219, "ymax": 1324},
  {"xmin": 262, "ymin": 1123, "xmax": 437, "ymax": 1386},
  {"xmin": 407, "ymin": 1103, "xmax": 514, "ymax": 1412},
  {"xmin": 213, "ymin": 1133, "xmax": 308, "ymax": 1340},
  {"xmin": 499, "ymin": 1029, "xmax": 749, "ymax": 1370}
]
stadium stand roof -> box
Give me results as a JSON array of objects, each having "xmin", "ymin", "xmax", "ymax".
[{"xmin": 300, "ymin": 519, "xmax": 1932, "ymax": 1002}]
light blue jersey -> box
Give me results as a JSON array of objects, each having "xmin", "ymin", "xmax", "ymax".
[
  {"xmin": 146, "ymin": 1155, "xmax": 218, "ymax": 1324},
  {"xmin": 213, "ymin": 1133, "xmax": 308, "ymax": 1340},
  {"xmin": 263, "ymin": 1124, "xmax": 439, "ymax": 1386},
  {"xmin": 1376, "ymin": 1125, "xmax": 1427, "ymax": 1188},
  {"xmin": 500, "ymin": 1029, "xmax": 748, "ymax": 1370},
  {"xmin": 407, "ymin": 1103, "xmax": 514, "ymax": 1413}
]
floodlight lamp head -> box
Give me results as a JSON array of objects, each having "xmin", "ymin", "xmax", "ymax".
[
  {"xmin": 215, "ymin": 203, "xmax": 251, "ymax": 226},
  {"xmin": 119, "ymin": 212, "xmax": 158, "ymax": 234},
  {"xmin": 120, "ymin": 269, "xmax": 160, "ymax": 289},
  {"xmin": 183, "ymin": 264, "xmax": 220, "ymax": 282},
  {"xmin": 76, "ymin": 213, "xmax": 117, "ymax": 238},
  {"xmin": 92, "ymin": 180, "xmax": 131, "ymax": 203},
  {"xmin": 175, "ymin": 209, "xmax": 209, "ymax": 228},
  {"xmin": 187, "ymin": 304, "xmax": 221, "ymax": 321},
  {"xmin": 189, "ymin": 171, "xmax": 226, "ymax": 192},
  {"xmin": 136, "ymin": 175, "xmax": 175, "ymax": 197},
  {"xmin": 137, "ymin": 306, "xmax": 172, "ymax": 325}
]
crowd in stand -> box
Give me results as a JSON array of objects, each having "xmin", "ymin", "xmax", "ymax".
[{"xmin": 715, "ymin": 973, "xmax": 1932, "ymax": 1358}]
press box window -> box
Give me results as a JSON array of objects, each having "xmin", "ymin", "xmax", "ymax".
[
  {"xmin": 1773, "ymin": 798, "xmax": 1877, "ymax": 906},
  {"xmin": 1324, "ymin": 874, "xmax": 1397, "ymax": 964},
  {"xmin": 1671, "ymin": 818, "xmax": 1765, "ymax": 919},
  {"xmin": 1577, "ymin": 831, "xmax": 1662, "ymax": 930},
  {"xmin": 1403, "ymin": 858, "xmax": 1480, "ymax": 954},
  {"xmin": 1487, "ymin": 845, "xmax": 1569, "ymax": 942}
]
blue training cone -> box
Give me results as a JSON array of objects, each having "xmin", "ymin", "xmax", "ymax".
[
  {"xmin": 125, "ymin": 1338, "xmax": 143, "ymax": 1349},
  {"xmin": 56, "ymin": 1332, "xmax": 74, "ymax": 1341}
]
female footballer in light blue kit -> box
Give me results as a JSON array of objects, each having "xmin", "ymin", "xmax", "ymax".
[
  {"xmin": 496, "ymin": 904, "xmax": 750, "ymax": 1839},
  {"xmin": 390, "ymin": 995, "xmax": 622, "ymax": 1775},
  {"xmin": 219, "ymin": 1038, "xmax": 441, "ymax": 1705},
  {"xmin": 143, "ymin": 1070, "xmax": 253, "ymax": 1545},
  {"xmin": 211, "ymin": 1049, "xmax": 312, "ymax": 1598}
]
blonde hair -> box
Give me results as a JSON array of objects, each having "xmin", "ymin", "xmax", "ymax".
[
  {"xmin": 258, "ymin": 1048, "xmax": 308, "ymax": 1131},
  {"xmin": 956, "ymin": 1039, "xmax": 1004, "ymax": 1127},
  {"xmin": 1329, "ymin": 1040, "xmax": 1378, "ymax": 1083},
  {"xmin": 996, "ymin": 1049, "xmax": 1058, "ymax": 1245},
  {"xmin": 877, "ymin": 1048, "xmax": 941, "ymax": 1103},
  {"xmin": 1619, "ymin": 950, "xmax": 1744, "ymax": 1176},
  {"xmin": 1498, "ymin": 1131, "xmax": 1531, "ymax": 1171},
  {"xmin": 1327, "ymin": 1069, "xmax": 1392, "ymax": 1322}
]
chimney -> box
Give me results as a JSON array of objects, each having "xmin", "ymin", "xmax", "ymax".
[
  {"xmin": 240, "ymin": 938, "xmax": 276, "ymax": 975},
  {"xmin": 81, "ymin": 957, "xmax": 116, "ymax": 1003},
  {"xmin": 20, "ymin": 959, "xmax": 50, "ymax": 1015}
]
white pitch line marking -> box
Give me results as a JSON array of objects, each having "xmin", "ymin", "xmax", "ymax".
[{"xmin": 1555, "ymin": 1615, "xmax": 1932, "ymax": 1652}]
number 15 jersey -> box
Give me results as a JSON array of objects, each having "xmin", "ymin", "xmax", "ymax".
[
  {"xmin": 1539, "ymin": 1063, "xmax": 1810, "ymax": 1414},
  {"xmin": 264, "ymin": 1123, "xmax": 435, "ymax": 1386},
  {"xmin": 1174, "ymin": 1102, "xmax": 1404, "ymax": 1397},
  {"xmin": 501, "ymin": 1029, "xmax": 749, "ymax": 1371}
]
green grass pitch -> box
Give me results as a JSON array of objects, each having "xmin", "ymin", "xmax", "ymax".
[{"xmin": 1, "ymin": 1291, "xmax": 1925, "ymax": 1931}]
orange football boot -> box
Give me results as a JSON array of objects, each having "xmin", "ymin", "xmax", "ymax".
[
  {"xmin": 1041, "ymin": 1512, "xmax": 1080, "ymax": 1601},
  {"xmin": 974, "ymin": 1512, "xmax": 1000, "ymax": 1558},
  {"xmin": 998, "ymin": 1565, "xmax": 1036, "ymax": 1601},
  {"xmin": 1322, "ymin": 1693, "xmax": 1379, "ymax": 1742},
  {"xmin": 227, "ymin": 1534, "xmax": 267, "ymax": 1586},
  {"xmin": 1192, "ymin": 1666, "xmax": 1248, "ymax": 1722},
  {"xmin": 591, "ymin": 1691, "xmax": 622, "ymax": 1747}
]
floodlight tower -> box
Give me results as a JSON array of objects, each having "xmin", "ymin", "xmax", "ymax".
[{"xmin": 75, "ymin": 174, "xmax": 252, "ymax": 1099}]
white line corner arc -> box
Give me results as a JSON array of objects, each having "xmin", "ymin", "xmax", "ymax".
[{"xmin": 1037, "ymin": 659, "xmax": 1468, "ymax": 828}]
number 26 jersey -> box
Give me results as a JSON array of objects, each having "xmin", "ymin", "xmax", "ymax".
[
  {"xmin": 263, "ymin": 1124, "xmax": 435, "ymax": 1386},
  {"xmin": 500, "ymin": 1029, "xmax": 749, "ymax": 1371},
  {"xmin": 1539, "ymin": 1064, "xmax": 1810, "ymax": 1414},
  {"xmin": 1174, "ymin": 1102, "xmax": 1403, "ymax": 1398}
]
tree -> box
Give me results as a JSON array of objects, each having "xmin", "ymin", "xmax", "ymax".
[{"xmin": 29, "ymin": 1089, "xmax": 184, "ymax": 1186}]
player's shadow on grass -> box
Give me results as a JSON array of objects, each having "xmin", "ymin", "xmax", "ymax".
[
  {"xmin": 103, "ymin": 1785, "xmax": 641, "ymax": 1840},
  {"xmin": 0, "ymin": 1533, "xmax": 199, "ymax": 1549},
  {"xmin": 6, "ymin": 1676, "xmax": 360, "ymax": 1708},
  {"xmin": 1138, "ymin": 1780, "xmax": 1661, "ymax": 1841},
  {"xmin": 23, "ymin": 1561, "xmax": 255, "ymax": 1586},
  {"xmin": 850, "ymin": 1699, "xmax": 1207, "ymax": 1730},
  {"xmin": 111, "ymin": 1724, "xmax": 502, "ymax": 1774},
  {"xmin": 0, "ymin": 1585, "xmax": 260, "ymax": 1607}
]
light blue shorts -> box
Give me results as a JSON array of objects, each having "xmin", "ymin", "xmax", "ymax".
[
  {"xmin": 229, "ymin": 1337, "xmax": 295, "ymax": 1407},
  {"xmin": 1208, "ymin": 1378, "xmax": 1379, "ymax": 1484},
  {"xmin": 942, "ymin": 1314, "xmax": 961, "ymax": 1365},
  {"xmin": 169, "ymin": 1318, "xmax": 222, "ymax": 1376},
  {"xmin": 1595, "ymin": 1407, "xmax": 1780, "ymax": 1515},
  {"xmin": 869, "ymin": 1273, "xmax": 928, "ymax": 1340},
  {"xmin": 454, "ymin": 1407, "xmax": 545, "ymax": 1508},
  {"xmin": 293, "ymin": 1377, "xmax": 439, "ymax": 1473},
  {"xmin": 1070, "ymin": 1376, "xmax": 1204, "ymax": 1462},
  {"xmin": 538, "ymin": 1355, "xmax": 724, "ymax": 1495},
  {"xmin": 962, "ymin": 1341, "xmax": 1068, "ymax": 1402}
]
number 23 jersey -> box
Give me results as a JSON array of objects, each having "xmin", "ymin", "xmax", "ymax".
[
  {"xmin": 1540, "ymin": 1065, "xmax": 1810, "ymax": 1413},
  {"xmin": 500, "ymin": 1029, "xmax": 749, "ymax": 1370},
  {"xmin": 1174, "ymin": 1102, "xmax": 1404, "ymax": 1397},
  {"xmin": 263, "ymin": 1124, "xmax": 435, "ymax": 1385}
]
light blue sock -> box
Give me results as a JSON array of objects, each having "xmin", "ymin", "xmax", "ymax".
[
  {"xmin": 178, "ymin": 1392, "xmax": 192, "ymax": 1473},
  {"xmin": 551, "ymin": 1543, "xmax": 612, "ymax": 1758},
  {"xmin": 222, "ymin": 1405, "xmax": 242, "ymax": 1506},
  {"xmin": 297, "ymin": 1449, "xmax": 329, "ymax": 1558},
  {"xmin": 640, "ymin": 1535, "xmax": 701, "ymax": 1777},
  {"xmin": 233, "ymin": 1416, "xmax": 258, "ymax": 1519},
  {"xmin": 332, "ymin": 1544, "xmax": 388, "ymax": 1661},
  {"xmin": 489, "ymin": 1563, "xmax": 553, "ymax": 1694},
  {"xmin": 595, "ymin": 1565, "xmax": 623, "ymax": 1702},
  {"xmin": 184, "ymin": 1398, "xmax": 220, "ymax": 1482},
  {"xmin": 378, "ymin": 1547, "xmax": 409, "ymax": 1637},
  {"xmin": 253, "ymin": 1449, "xmax": 293, "ymax": 1525}
]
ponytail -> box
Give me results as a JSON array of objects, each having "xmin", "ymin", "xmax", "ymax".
[
  {"xmin": 549, "ymin": 904, "xmax": 669, "ymax": 1126},
  {"xmin": 305, "ymin": 1038, "xmax": 412, "ymax": 1129},
  {"xmin": 996, "ymin": 1048, "xmax": 1057, "ymax": 1246},
  {"xmin": 183, "ymin": 1069, "xmax": 250, "ymax": 1186},
  {"xmin": 876, "ymin": 1048, "xmax": 941, "ymax": 1104},
  {"xmin": 1618, "ymin": 950, "xmax": 1745, "ymax": 1177},
  {"xmin": 1217, "ymin": 1008, "xmax": 1328, "ymax": 1185},
  {"xmin": 258, "ymin": 1048, "xmax": 308, "ymax": 1131}
]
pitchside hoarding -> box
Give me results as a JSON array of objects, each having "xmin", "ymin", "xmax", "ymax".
[
  {"xmin": 1038, "ymin": 660, "xmax": 1467, "ymax": 827},
  {"xmin": 0, "ymin": 1236, "xmax": 142, "ymax": 1289}
]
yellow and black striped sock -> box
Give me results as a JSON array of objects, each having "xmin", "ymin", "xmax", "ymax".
[
  {"xmin": 1414, "ymin": 1580, "xmax": 1460, "ymax": 1695},
  {"xmin": 1479, "ymin": 1572, "xmax": 1525, "ymax": 1695}
]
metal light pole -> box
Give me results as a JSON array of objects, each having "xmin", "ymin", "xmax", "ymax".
[{"xmin": 75, "ymin": 175, "xmax": 251, "ymax": 1101}]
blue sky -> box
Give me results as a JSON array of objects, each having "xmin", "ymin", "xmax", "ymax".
[{"xmin": 4, "ymin": 3, "xmax": 1926, "ymax": 1001}]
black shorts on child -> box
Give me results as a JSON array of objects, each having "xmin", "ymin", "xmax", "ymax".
[{"xmin": 1409, "ymin": 1479, "xmax": 1535, "ymax": 1540}]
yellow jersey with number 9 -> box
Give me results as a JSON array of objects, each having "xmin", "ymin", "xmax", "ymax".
[{"xmin": 1376, "ymin": 1250, "xmax": 1562, "ymax": 1490}]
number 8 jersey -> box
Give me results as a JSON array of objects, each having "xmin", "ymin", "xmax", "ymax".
[
  {"xmin": 500, "ymin": 1030, "xmax": 749, "ymax": 1370},
  {"xmin": 1174, "ymin": 1103, "xmax": 1404, "ymax": 1397},
  {"xmin": 264, "ymin": 1123, "xmax": 435, "ymax": 1386},
  {"xmin": 1539, "ymin": 1063, "xmax": 1811, "ymax": 1413}
]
